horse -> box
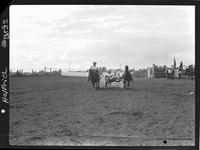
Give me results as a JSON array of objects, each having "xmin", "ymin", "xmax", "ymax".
[
  {"xmin": 105, "ymin": 70, "xmax": 124, "ymax": 88},
  {"xmin": 105, "ymin": 75, "xmax": 123, "ymax": 87},
  {"xmin": 88, "ymin": 69, "xmax": 100, "ymax": 89},
  {"xmin": 123, "ymin": 66, "xmax": 133, "ymax": 87}
]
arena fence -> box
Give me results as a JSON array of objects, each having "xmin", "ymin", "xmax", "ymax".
[{"xmin": 61, "ymin": 71, "xmax": 88, "ymax": 77}]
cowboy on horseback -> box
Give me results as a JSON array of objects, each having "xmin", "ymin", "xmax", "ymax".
[
  {"xmin": 107, "ymin": 70, "xmax": 115, "ymax": 79},
  {"xmin": 105, "ymin": 70, "xmax": 117, "ymax": 87}
]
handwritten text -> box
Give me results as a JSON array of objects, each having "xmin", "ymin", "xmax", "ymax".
[{"xmin": 1, "ymin": 68, "xmax": 8, "ymax": 103}]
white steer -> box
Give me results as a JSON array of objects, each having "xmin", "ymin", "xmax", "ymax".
[{"xmin": 99, "ymin": 74, "xmax": 124, "ymax": 88}]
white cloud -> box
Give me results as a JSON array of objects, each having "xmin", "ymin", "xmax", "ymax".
[{"xmin": 10, "ymin": 5, "xmax": 195, "ymax": 71}]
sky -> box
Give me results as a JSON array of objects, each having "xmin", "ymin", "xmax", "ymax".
[{"xmin": 10, "ymin": 5, "xmax": 195, "ymax": 72}]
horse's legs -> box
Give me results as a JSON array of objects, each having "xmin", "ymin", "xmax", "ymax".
[
  {"xmin": 108, "ymin": 81, "xmax": 111, "ymax": 88},
  {"xmin": 97, "ymin": 80, "xmax": 100, "ymax": 88},
  {"xmin": 92, "ymin": 82, "xmax": 95, "ymax": 88},
  {"xmin": 124, "ymin": 80, "xmax": 126, "ymax": 88},
  {"xmin": 105, "ymin": 79, "xmax": 111, "ymax": 88},
  {"xmin": 105, "ymin": 81, "xmax": 108, "ymax": 87},
  {"xmin": 108, "ymin": 81, "xmax": 110, "ymax": 87}
]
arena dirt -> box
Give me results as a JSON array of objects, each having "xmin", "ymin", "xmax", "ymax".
[{"xmin": 9, "ymin": 76, "xmax": 195, "ymax": 146}]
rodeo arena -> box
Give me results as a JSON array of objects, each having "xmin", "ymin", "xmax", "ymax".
[
  {"xmin": 10, "ymin": 58, "xmax": 195, "ymax": 146},
  {"xmin": 59, "ymin": 59, "xmax": 195, "ymax": 89}
]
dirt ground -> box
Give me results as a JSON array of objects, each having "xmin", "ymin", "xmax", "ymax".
[{"xmin": 9, "ymin": 76, "xmax": 195, "ymax": 146}]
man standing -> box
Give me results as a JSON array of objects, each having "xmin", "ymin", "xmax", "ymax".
[
  {"xmin": 90, "ymin": 62, "xmax": 98, "ymax": 70},
  {"xmin": 115, "ymin": 69, "xmax": 123, "ymax": 81},
  {"xmin": 88, "ymin": 62, "xmax": 100, "ymax": 89}
]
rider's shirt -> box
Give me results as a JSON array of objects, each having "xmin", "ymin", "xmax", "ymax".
[
  {"xmin": 106, "ymin": 71, "xmax": 115, "ymax": 78},
  {"xmin": 90, "ymin": 65, "xmax": 98, "ymax": 70},
  {"xmin": 116, "ymin": 71, "xmax": 123, "ymax": 79}
]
